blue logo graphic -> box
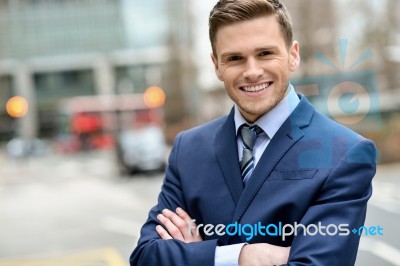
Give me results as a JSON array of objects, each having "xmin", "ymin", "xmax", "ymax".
[
  {"xmin": 291, "ymin": 39, "xmax": 381, "ymax": 168},
  {"xmin": 291, "ymin": 39, "xmax": 381, "ymax": 132},
  {"xmin": 352, "ymin": 225, "xmax": 384, "ymax": 236},
  {"xmin": 190, "ymin": 220, "xmax": 384, "ymax": 242}
]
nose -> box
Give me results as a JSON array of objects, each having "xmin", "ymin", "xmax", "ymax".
[{"xmin": 243, "ymin": 57, "xmax": 263, "ymax": 81}]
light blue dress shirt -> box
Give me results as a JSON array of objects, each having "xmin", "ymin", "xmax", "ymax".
[{"xmin": 214, "ymin": 84, "xmax": 300, "ymax": 266}]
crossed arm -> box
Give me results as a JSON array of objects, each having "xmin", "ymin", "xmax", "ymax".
[
  {"xmin": 129, "ymin": 132, "xmax": 290, "ymax": 265},
  {"xmin": 130, "ymin": 133, "xmax": 376, "ymax": 266},
  {"xmin": 156, "ymin": 207, "xmax": 290, "ymax": 266}
]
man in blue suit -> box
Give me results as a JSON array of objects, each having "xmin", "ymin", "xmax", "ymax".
[{"xmin": 130, "ymin": 0, "xmax": 377, "ymax": 265}]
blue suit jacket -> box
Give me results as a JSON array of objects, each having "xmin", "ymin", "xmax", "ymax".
[{"xmin": 130, "ymin": 95, "xmax": 376, "ymax": 266}]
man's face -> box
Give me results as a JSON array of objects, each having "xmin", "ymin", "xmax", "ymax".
[{"xmin": 212, "ymin": 15, "xmax": 300, "ymax": 123}]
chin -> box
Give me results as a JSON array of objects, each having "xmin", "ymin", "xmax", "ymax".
[{"xmin": 239, "ymin": 105, "xmax": 272, "ymax": 121}]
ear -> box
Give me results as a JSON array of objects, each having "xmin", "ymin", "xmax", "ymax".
[
  {"xmin": 289, "ymin": 41, "xmax": 300, "ymax": 72},
  {"xmin": 211, "ymin": 53, "xmax": 223, "ymax": 81}
]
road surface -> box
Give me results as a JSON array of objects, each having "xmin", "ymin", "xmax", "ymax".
[{"xmin": 0, "ymin": 149, "xmax": 399, "ymax": 265}]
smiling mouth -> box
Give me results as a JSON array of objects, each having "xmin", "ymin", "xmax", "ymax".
[{"xmin": 240, "ymin": 82, "xmax": 273, "ymax": 92}]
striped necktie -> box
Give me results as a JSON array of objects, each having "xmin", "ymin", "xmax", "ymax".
[{"xmin": 240, "ymin": 124, "xmax": 263, "ymax": 184}]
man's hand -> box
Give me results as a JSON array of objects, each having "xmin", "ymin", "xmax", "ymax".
[
  {"xmin": 156, "ymin": 208, "xmax": 203, "ymax": 243},
  {"xmin": 239, "ymin": 243, "xmax": 290, "ymax": 266}
]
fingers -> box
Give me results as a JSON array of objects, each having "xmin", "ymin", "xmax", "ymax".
[
  {"xmin": 175, "ymin": 207, "xmax": 191, "ymax": 224},
  {"xmin": 175, "ymin": 207, "xmax": 196, "ymax": 234},
  {"xmin": 157, "ymin": 210, "xmax": 185, "ymax": 241},
  {"xmin": 156, "ymin": 225, "xmax": 173, "ymax": 240},
  {"xmin": 156, "ymin": 208, "xmax": 203, "ymax": 242},
  {"xmin": 176, "ymin": 208, "xmax": 202, "ymax": 240}
]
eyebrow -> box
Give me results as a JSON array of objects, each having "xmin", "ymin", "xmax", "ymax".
[
  {"xmin": 255, "ymin": 46, "xmax": 279, "ymax": 52},
  {"xmin": 220, "ymin": 46, "xmax": 279, "ymax": 58},
  {"xmin": 220, "ymin": 52, "xmax": 241, "ymax": 59}
]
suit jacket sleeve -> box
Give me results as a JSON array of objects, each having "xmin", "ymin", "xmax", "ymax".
[
  {"xmin": 284, "ymin": 139, "xmax": 377, "ymax": 266},
  {"xmin": 129, "ymin": 132, "xmax": 219, "ymax": 266}
]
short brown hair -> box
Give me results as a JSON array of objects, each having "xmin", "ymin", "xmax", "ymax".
[{"xmin": 209, "ymin": 0, "xmax": 293, "ymax": 55}]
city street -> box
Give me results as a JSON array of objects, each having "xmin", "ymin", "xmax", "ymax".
[
  {"xmin": 0, "ymin": 149, "xmax": 399, "ymax": 266},
  {"xmin": 0, "ymin": 149, "xmax": 164, "ymax": 266}
]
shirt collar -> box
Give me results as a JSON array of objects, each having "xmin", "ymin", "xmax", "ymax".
[{"xmin": 234, "ymin": 84, "xmax": 300, "ymax": 139}]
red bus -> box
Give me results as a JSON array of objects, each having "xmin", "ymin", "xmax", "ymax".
[{"xmin": 55, "ymin": 88, "xmax": 166, "ymax": 154}]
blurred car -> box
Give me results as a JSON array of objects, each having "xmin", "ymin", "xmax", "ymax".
[
  {"xmin": 6, "ymin": 137, "xmax": 48, "ymax": 158},
  {"xmin": 116, "ymin": 126, "xmax": 167, "ymax": 175}
]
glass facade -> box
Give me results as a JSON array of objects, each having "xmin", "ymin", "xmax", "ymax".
[
  {"xmin": 0, "ymin": 0, "xmax": 174, "ymax": 139},
  {"xmin": 0, "ymin": 0, "xmax": 169, "ymax": 59},
  {"xmin": 34, "ymin": 70, "xmax": 95, "ymax": 104},
  {"xmin": 0, "ymin": 75, "xmax": 15, "ymax": 140},
  {"xmin": 1, "ymin": 1, "xmax": 122, "ymax": 59}
]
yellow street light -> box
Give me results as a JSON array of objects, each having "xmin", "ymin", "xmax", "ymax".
[
  {"xmin": 6, "ymin": 96, "xmax": 29, "ymax": 118},
  {"xmin": 144, "ymin": 86, "xmax": 166, "ymax": 108}
]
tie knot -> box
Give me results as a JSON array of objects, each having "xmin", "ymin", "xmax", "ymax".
[
  {"xmin": 249, "ymin": 125, "xmax": 263, "ymax": 135},
  {"xmin": 240, "ymin": 124, "xmax": 262, "ymax": 150}
]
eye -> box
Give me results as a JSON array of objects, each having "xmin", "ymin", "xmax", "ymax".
[
  {"xmin": 258, "ymin": 50, "xmax": 273, "ymax": 57},
  {"xmin": 227, "ymin": 55, "xmax": 243, "ymax": 62}
]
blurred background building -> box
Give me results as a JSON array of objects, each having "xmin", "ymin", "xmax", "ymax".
[
  {"xmin": 0, "ymin": 0, "xmax": 399, "ymax": 161},
  {"xmin": 0, "ymin": 1, "xmax": 399, "ymax": 265},
  {"xmin": 0, "ymin": 0, "xmax": 193, "ymax": 143}
]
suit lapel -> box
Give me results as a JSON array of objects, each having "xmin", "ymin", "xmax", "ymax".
[
  {"xmin": 214, "ymin": 108, "xmax": 243, "ymax": 206},
  {"xmin": 232, "ymin": 95, "xmax": 315, "ymax": 222}
]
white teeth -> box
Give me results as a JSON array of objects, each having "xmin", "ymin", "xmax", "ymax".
[{"xmin": 242, "ymin": 82, "xmax": 271, "ymax": 92}]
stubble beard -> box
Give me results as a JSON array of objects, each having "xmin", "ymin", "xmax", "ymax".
[{"xmin": 234, "ymin": 85, "xmax": 287, "ymax": 122}]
